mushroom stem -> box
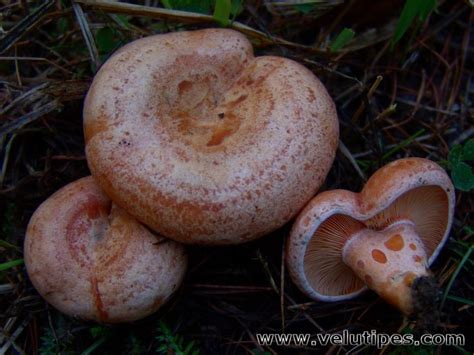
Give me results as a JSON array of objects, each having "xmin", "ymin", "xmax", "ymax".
[{"xmin": 342, "ymin": 220, "xmax": 431, "ymax": 315}]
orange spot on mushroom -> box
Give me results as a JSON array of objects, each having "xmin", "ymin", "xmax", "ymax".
[
  {"xmin": 206, "ymin": 128, "xmax": 234, "ymax": 146},
  {"xmin": 409, "ymin": 243, "xmax": 417, "ymax": 250},
  {"xmin": 413, "ymin": 255, "xmax": 422, "ymax": 263},
  {"xmin": 364, "ymin": 275, "xmax": 373, "ymax": 287},
  {"xmin": 384, "ymin": 234, "xmax": 404, "ymax": 251},
  {"xmin": 372, "ymin": 249, "xmax": 387, "ymax": 264},
  {"xmin": 206, "ymin": 112, "xmax": 241, "ymax": 146},
  {"xmin": 357, "ymin": 260, "xmax": 365, "ymax": 269},
  {"xmin": 225, "ymin": 94, "xmax": 248, "ymax": 108},
  {"xmin": 403, "ymin": 272, "xmax": 416, "ymax": 286}
]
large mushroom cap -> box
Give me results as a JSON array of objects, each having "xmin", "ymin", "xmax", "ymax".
[
  {"xmin": 24, "ymin": 177, "xmax": 187, "ymax": 323},
  {"xmin": 84, "ymin": 28, "xmax": 339, "ymax": 245},
  {"xmin": 287, "ymin": 158, "xmax": 454, "ymax": 304}
]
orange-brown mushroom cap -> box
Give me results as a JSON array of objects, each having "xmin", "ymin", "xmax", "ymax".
[
  {"xmin": 24, "ymin": 177, "xmax": 187, "ymax": 323},
  {"xmin": 287, "ymin": 158, "xmax": 454, "ymax": 306},
  {"xmin": 83, "ymin": 28, "xmax": 339, "ymax": 245}
]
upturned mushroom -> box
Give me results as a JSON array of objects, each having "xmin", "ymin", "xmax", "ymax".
[
  {"xmin": 83, "ymin": 28, "xmax": 339, "ymax": 245},
  {"xmin": 24, "ymin": 177, "xmax": 187, "ymax": 323},
  {"xmin": 287, "ymin": 158, "xmax": 455, "ymax": 316}
]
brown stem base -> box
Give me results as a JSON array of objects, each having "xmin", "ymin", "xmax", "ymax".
[{"xmin": 411, "ymin": 276, "xmax": 441, "ymax": 332}]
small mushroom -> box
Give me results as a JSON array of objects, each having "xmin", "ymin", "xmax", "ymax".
[
  {"xmin": 83, "ymin": 28, "xmax": 339, "ymax": 245},
  {"xmin": 24, "ymin": 177, "xmax": 187, "ymax": 323},
  {"xmin": 287, "ymin": 158, "xmax": 455, "ymax": 316}
]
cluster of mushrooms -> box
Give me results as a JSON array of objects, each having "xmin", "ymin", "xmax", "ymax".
[{"xmin": 25, "ymin": 29, "xmax": 455, "ymax": 323}]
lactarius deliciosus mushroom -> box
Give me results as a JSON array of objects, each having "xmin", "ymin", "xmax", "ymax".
[
  {"xmin": 287, "ymin": 158, "xmax": 455, "ymax": 316},
  {"xmin": 83, "ymin": 28, "xmax": 339, "ymax": 245},
  {"xmin": 24, "ymin": 177, "xmax": 187, "ymax": 323}
]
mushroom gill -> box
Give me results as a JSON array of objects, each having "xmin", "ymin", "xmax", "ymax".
[
  {"xmin": 304, "ymin": 215, "xmax": 365, "ymax": 297},
  {"xmin": 303, "ymin": 185, "xmax": 449, "ymax": 298},
  {"xmin": 365, "ymin": 185, "xmax": 449, "ymax": 257}
]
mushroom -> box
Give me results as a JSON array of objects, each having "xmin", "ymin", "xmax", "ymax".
[
  {"xmin": 287, "ymin": 158, "xmax": 455, "ymax": 316},
  {"xmin": 83, "ymin": 28, "xmax": 339, "ymax": 245},
  {"xmin": 24, "ymin": 176, "xmax": 187, "ymax": 323}
]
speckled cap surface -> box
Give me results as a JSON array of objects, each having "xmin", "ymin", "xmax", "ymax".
[
  {"xmin": 24, "ymin": 176, "xmax": 187, "ymax": 323},
  {"xmin": 84, "ymin": 28, "xmax": 339, "ymax": 245}
]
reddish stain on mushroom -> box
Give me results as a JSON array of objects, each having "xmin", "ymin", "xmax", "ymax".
[
  {"xmin": 384, "ymin": 234, "xmax": 404, "ymax": 251},
  {"xmin": 372, "ymin": 249, "xmax": 387, "ymax": 264},
  {"xmin": 357, "ymin": 260, "xmax": 365, "ymax": 269},
  {"xmin": 413, "ymin": 255, "xmax": 422, "ymax": 263},
  {"xmin": 178, "ymin": 80, "xmax": 193, "ymax": 94},
  {"xmin": 91, "ymin": 276, "xmax": 108, "ymax": 321},
  {"xmin": 206, "ymin": 129, "xmax": 234, "ymax": 146},
  {"xmin": 303, "ymin": 216, "xmax": 311, "ymax": 227},
  {"xmin": 364, "ymin": 275, "xmax": 373, "ymax": 287},
  {"xmin": 86, "ymin": 197, "xmax": 108, "ymax": 219},
  {"xmin": 409, "ymin": 243, "xmax": 417, "ymax": 250}
]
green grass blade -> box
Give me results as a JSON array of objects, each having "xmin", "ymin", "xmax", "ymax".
[
  {"xmin": 418, "ymin": 0, "xmax": 436, "ymax": 21},
  {"xmin": 392, "ymin": 0, "xmax": 437, "ymax": 45},
  {"xmin": 161, "ymin": 0, "xmax": 172, "ymax": 9},
  {"xmin": 230, "ymin": 0, "xmax": 243, "ymax": 18},
  {"xmin": 448, "ymin": 247, "xmax": 474, "ymax": 267},
  {"xmin": 393, "ymin": 0, "xmax": 421, "ymax": 44},
  {"xmin": 0, "ymin": 258, "xmax": 24, "ymax": 271},
  {"xmin": 441, "ymin": 245, "xmax": 473, "ymax": 309},
  {"xmin": 214, "ymin": 0, "xmax": 231, "ymax": 26},
  {"xmin": 446, "ymin": 295, "xmax": 474, "ymax": 306},
  {"xmin": 81, "ymin": 336, "xmax": 107, "ymax": 355},
  {"xmin": 161, "ymin": 0, "xmax": 213, "ymax": 14},
  {"xmin": 382, "ymin": 129, "xmax": 425, "ymax": 161},
  {"xmin": 329, "ymin": 28, "xmax": 355, "ymax": 52}
]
